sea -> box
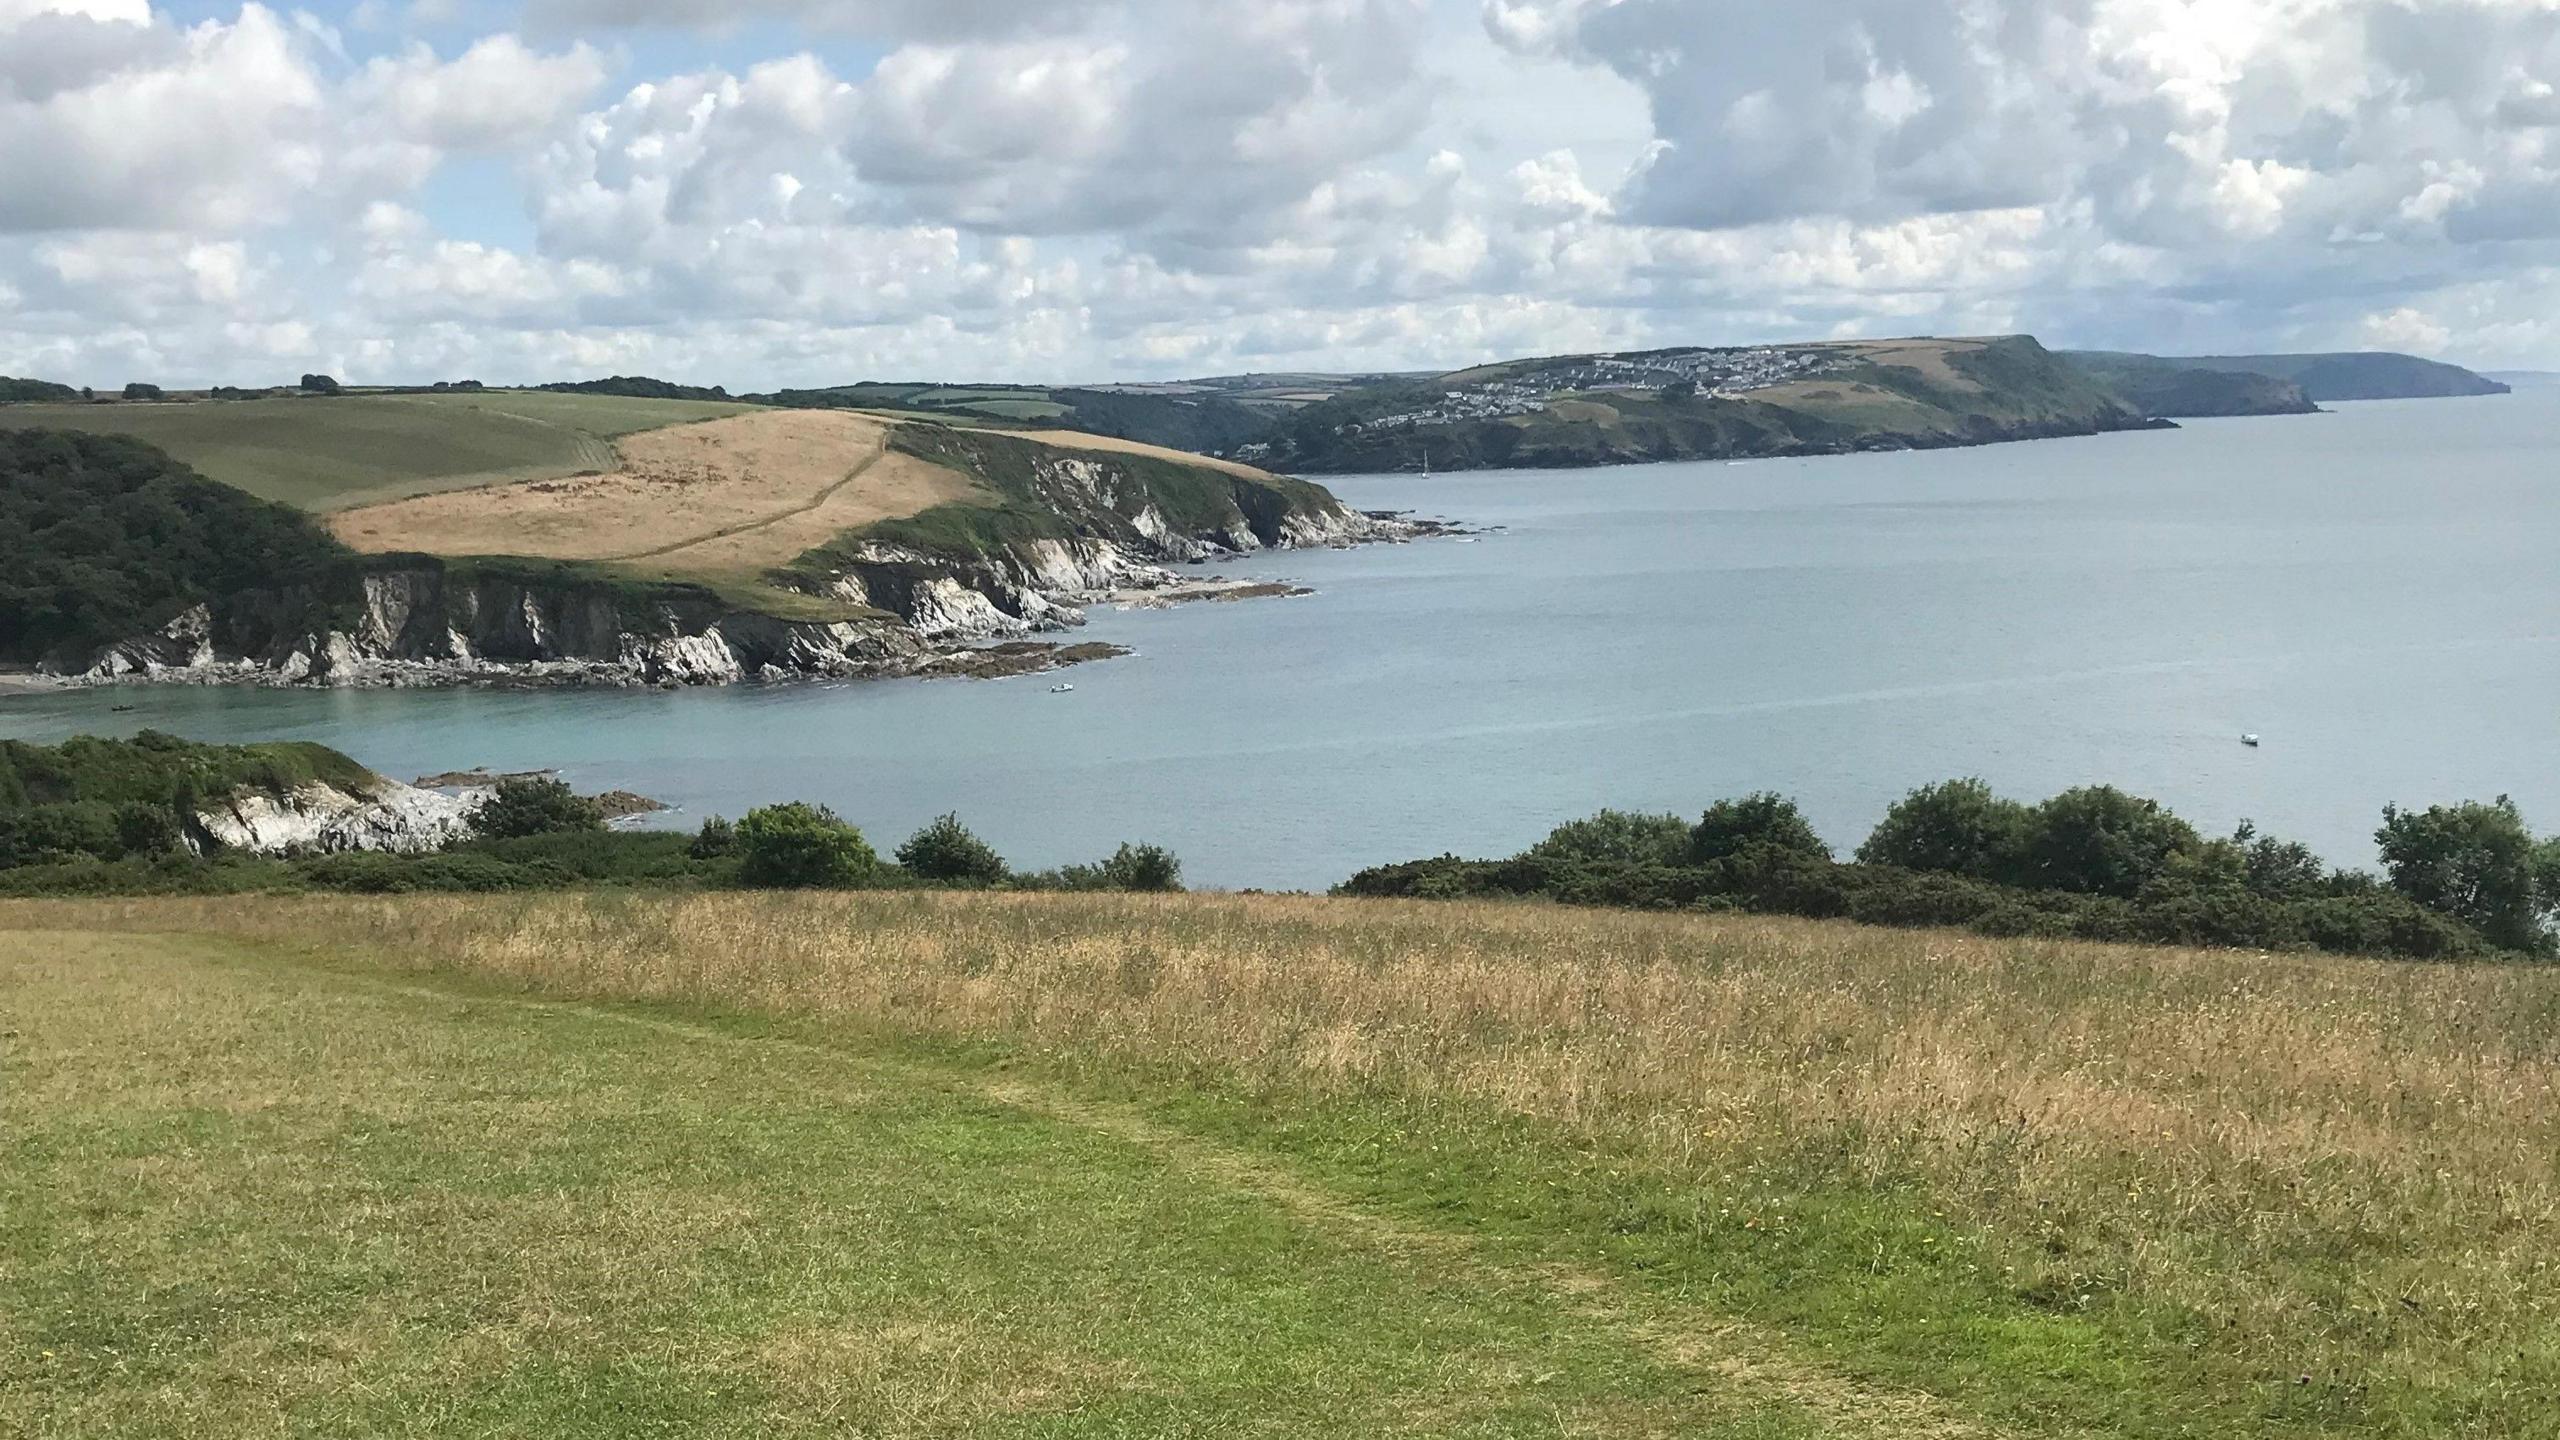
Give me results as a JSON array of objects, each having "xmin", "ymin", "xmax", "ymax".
[{"xmin": 7, "ymin": 390, "xmax": 2555, "ymax": 891}]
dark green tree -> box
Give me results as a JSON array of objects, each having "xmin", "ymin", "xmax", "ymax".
[
  {"xmin": 1856, "ymin": 779, "xmax": 2030, "ymax": 879},
  {"xmin": 1690, "ymin": 793, "xmax": 1828, "ymax": 865},
  {"xmin": 896, "ymin": 813, "xmax": 1009, "ymax": 884},
  {"xmin": 2229, "ymin": 821, "xmax": 2330, "ymax": 899},
  {"xmin": 122, "ymin": 382, "xmax": 164, "ymax": 400},
  {"xmin": 735, "ymin": 802, "xmax": 875, "ymax": 888},
  {"xmin": 2376, "ymin": 797, "xmax": 2556, "ymax": 954},
  {"xmin": 469, "ymin": 777, "xmax": 606, "ymax": 840},
  {"xmin": 2018, "ymin": 786, "xmax": 2200, "ymax": 898}
]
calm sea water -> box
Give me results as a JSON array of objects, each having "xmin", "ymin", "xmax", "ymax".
[{"xmin": 7, "ymin": 392, "xmax": 2556, "ymax": 890}]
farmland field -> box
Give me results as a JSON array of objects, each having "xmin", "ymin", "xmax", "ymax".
[
  {"xmin": 7, "ymin": 890, "xmax": 2555, "ymax": 1437},
  {"xmin": 326, "ymin": 410, "xmax": 982, "ymax": 581},
  {"xmin": 0, "ymin": 390, "xmax": 755, "ymax": 510}
]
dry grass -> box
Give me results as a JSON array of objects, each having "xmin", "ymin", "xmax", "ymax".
[
  {"xmin": 1838, "ymin": 338, "xmax": 1991, "ymax": 391},
  {"xmin": 326, "ymin": 410, "xmax": 979, "ymax": 569},
  {"xmin": 977, "ymin": 425, "xmax": 1290, "ymax": 480},
  {"xmin": 15, "ymin": 890, "xmax": 2559, "ymax": 1431}
]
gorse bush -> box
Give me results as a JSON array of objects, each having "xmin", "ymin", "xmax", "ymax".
[
  {"xmin": 1023, "ymin": 842, "xmax": 1185, "ymax": 894},
  {"xmin": 735, "ymin": 803, "xmax": 876, "ymax": 889},
  {"xmin": 1525, "ymin": 809, "xmax": 1693, "ymax": 869},
  {"xmin": 896, "ymin": 814, "xmax": 1009, "ymax": 884}
]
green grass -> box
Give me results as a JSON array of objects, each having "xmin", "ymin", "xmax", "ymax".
[
  {"xmin": 14, "ymin": 889, "xmax": 2559, "ymax": 1436},
  {"xmin": 3, "ymin": 930, "xmax": 1854, "ymax": 1438},
  {"xmin": 0, "ymin": 391, "xmax": 754, "ymax": 511}
]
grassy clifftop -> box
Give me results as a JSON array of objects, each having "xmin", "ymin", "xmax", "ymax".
[
  {"xmin": 1258, "ymin": 335, "xmax": 2153, "ymax": 473},
  {"xmin": 6, "ymin": 888, "xmax": 2550, "ymax": 1436}
]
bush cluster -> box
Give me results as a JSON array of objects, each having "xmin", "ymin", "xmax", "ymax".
[{"xmin": 1341, "ymin": 781, "xmax": 2560, "ymax": 963}]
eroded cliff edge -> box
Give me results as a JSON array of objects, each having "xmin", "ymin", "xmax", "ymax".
[{"xmin": 53, "ymin": 424, "xmax": 1423, "ymax": 689}]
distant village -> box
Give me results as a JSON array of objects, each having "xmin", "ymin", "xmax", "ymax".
[{"xmin": 1325, "ymin": 345, "xmax": 1839, "ymax": 438}]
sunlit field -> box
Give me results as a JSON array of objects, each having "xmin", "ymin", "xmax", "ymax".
[{"xmin": 8, "ymin": 890, "xmax": 2555, "ymax": 1436}]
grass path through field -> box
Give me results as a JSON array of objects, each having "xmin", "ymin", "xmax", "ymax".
[
  {"xmin": 4, "ymin": 927, "xmax": 1996, "ymax": 1438},
  {"xmin": 598, "ymin": 426, "xmax": 890, "ymax": 563}
]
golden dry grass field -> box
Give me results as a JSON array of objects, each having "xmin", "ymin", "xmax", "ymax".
[
  {"xmin": 325, "ymin": 409, "xmax": 983, "ymax": 584},
  {"xmin": 7, "ymin": 890, "xmax": 2557, "ymax": 1436}
]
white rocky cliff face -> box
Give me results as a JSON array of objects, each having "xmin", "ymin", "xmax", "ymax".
[
  {"xmin": 56, "ymin": 458, "xmax": 1434, "ymax": 690},
  {"xmin": 193, "ymin": 779, "xmax": 477, "ymax": 855}
]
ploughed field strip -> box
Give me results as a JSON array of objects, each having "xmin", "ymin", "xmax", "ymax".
[
  {"xmin": 4, "ymin": 928, "xmax": 1928, "ymax": 1439},
  {"xmin": 325, "ymin": 410, "xmax": 983, "ymax": 580}
]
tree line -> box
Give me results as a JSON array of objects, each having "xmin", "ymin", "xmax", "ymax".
[{"xmin": 1339, "ymin": 781, "xmax": 2560, "ymax": 961}]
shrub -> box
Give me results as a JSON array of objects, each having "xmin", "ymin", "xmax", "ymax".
[
  {"xmin": 296, "ymin": 852, "xmax": 558, "ymax": 894},
  {"xmin": 1031, "ymin": 842, "xmax": 1186, "ymax": 893},
  {"xmin": 459, "ymin": 831, "xmax": 705, "ymax": 885},
  {"xmin": 896, "ymin": 813, "xmax": 1009, "ymax": 884},
  {"xmin": 1526, "ymin": 810, "xmax": 1694, "ymax": 869},
  {"xmin": 1856, "ymin": 779, "xmax": 2030, "ymax": 880},
  {"xmin": 1689, "ymin": 793, "xmax": 1828, "ymax": 866},
  {"xmin": 735, "ymin": 803, "xmax": 876, "ymax": 889},
  {"xmin": 689, "ymin": 815, "xmax": 736, "ymax": 860},
  {"xmin": 470, "ymin": 777, "xmax": 607, "ymax": 840}
]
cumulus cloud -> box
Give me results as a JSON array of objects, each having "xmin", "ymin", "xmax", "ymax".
[{"xmin": 2, "ymin": 0, "xmax": 2557, "ymax": 386}]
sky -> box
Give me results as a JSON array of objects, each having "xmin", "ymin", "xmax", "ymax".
[{"xmin": 3, "ymin": 0, "xmax": 2557, "ymax": 389}]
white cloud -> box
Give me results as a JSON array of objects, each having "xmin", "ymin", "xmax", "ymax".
[
  {"xmin": 354, "ymin": 34, "xmax": 607, "ymax": 152},
  {"xmin": 5, "ymin": 0, "xmax": 2560, "ymax": 387}
]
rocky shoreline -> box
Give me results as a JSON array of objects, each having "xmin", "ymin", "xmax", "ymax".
[{"xmin": 35, "ymin": 503, "xmax": 1452, "ymax": 693}]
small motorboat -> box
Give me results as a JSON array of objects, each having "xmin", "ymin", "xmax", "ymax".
[
  {"xmin": 1050, "ymin": 682, "xmax": 1075, "ymax": 694},
  {"xmin": 2241, "ymin": 733, "xmax": 2261, "ymax": 748}
]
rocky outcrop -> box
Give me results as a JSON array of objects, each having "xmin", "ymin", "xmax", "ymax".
[
  {"xmin": 69, "ymin": 579, "xmax": 934, "ymax": 689},
  {"xmin": 193, "ymin": 778, "xmax": 476, "ymax": 855}
]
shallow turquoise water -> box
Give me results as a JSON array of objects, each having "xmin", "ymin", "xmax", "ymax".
[{"xmin": 7, "ymin": 392, "xmax": 2556, "ymax": 890}]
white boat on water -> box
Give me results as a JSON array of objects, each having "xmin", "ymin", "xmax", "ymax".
[
  {"xmin": 2241, "ymin": 733, "xmax": 2261, "ymax": 747},
  {"xmin": 1051, "ymin": 682, "xmax": 1075, "ymax": 694}
]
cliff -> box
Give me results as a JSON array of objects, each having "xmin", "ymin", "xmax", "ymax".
[
  {"xmin": 2171, "ymin": 352, "xmax": 2510, "ymax": 401},
  {"xmin": 2061, "ymin": 352, "xmax": 2322, "ymax": 417},
  {"xmin": 43, "ymin": 426, "xmax": 1413, "ymax": 689}
]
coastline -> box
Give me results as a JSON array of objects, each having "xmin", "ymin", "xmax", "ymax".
[{"xmin": 25, "ymin": 507, "xmax": 1460, "ymax": 695}]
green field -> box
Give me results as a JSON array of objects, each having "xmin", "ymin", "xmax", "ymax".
[
  {"xmin": 0, "ymin": 391, "xmax": 754, "ymax": 511},
  {"xmin": 8, "ymin": 890, "xmax": 2556, "ymax": 1436}
]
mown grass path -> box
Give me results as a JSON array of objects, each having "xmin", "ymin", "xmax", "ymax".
[{"xmin": 6, "ymin": 929, "xmax": 1984, "ymax": 1438}]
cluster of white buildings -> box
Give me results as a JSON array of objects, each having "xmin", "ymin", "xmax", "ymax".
[{"xmin": 1342, "ymin": 346, "xmax": 1836, "ymax": 434}]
